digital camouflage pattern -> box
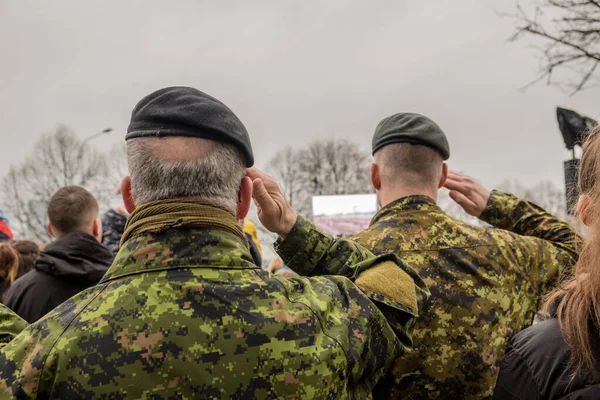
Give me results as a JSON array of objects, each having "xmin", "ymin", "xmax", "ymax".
[
  {"xmin": 0, "ymin": 312, "xmax": 26, "ymax": 350},
  {"xmin": 0, "ymin": 210, "xmax": 426, "ymax": 399},
  {"xmin": 351, "ymin": 191, "xmax": 580, "ymax": 399}
]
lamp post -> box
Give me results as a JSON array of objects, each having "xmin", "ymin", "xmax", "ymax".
[
  {"xmin": 76, "ymin": 127, "xmax": 113, "ymax": 168},
  {"xmin": 82, "ymin": 128, "xmax": 113, "ymax": 145}
]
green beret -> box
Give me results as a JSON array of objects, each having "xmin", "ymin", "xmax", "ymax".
[{"xmin": 372, "ymin": 113, "xmax": 450, "ymax": 160}]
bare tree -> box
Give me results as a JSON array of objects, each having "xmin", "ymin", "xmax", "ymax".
[
  {"xmin": 299, "ymin": 139, "xmax": 372, "ymax": 197},
  {"xmin": 1, "ymin": 125, "xmax": 123, "ymax": 242},
  {"xmin": 497, "ymin": 179, "xmax": 568, "ymax": 217},
  {"xmin": 510, "ymin": 0, "xmax": 600, "ymax": 94},
  {"xmin": 108, "ymin": 142, "xmax": 129, "ymax": 180},
  {"xmin": 266, "ymin": 138, "xmax": 373, "ymax": 218},
  {"xmin": 104, "ymin": 141, "xmax": 129, "ymax": 196},
  {"xmin": 266, "ymin": 147, "xmax": 305, "ymax": 212}
]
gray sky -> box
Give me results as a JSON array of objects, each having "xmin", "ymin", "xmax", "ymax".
[{"xmin": 1, "ymin": 0, "xmax": 597, "ymax": 190}]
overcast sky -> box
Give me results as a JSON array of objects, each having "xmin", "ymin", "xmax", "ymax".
[{"xmin": 1, "ymin": 0, "xmax": 597, "ymax": 190}]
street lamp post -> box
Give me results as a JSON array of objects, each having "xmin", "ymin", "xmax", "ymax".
[
  {"xmin": 76, "ymin": 127, "xmax": 113, "ymax": 169},
  {"xmin": 82, "ymin": 128, "xmax": 113, "ymax": 145}
]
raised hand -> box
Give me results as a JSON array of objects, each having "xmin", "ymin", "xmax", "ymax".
[
  {"xmin": 246, "ymin": 167, "xmax": 298, "ymax": 239},
  {"xmin": 443, "ymin": 171, "xmax": 491, "ymax": 217}
]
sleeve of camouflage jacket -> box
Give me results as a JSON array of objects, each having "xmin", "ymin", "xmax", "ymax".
[
  {"xmin": 276, "ymin": 216, "xmax": 429, "ymax": 343},
  {"xmin": 479, "ymin": 190, "xmax": 580, "ymax": 293},
  {"xmin": 0, "ymin": 305, "xmax": 27, "ymax": 350}
]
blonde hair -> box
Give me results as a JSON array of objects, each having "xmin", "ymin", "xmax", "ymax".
[{"xmin": 544, "ymin": 125, "xmax": 600, "ymax": 377}]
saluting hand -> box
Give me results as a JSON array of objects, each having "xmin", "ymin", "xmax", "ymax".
[
  {"xmin": 246, "ymin": 168, "xmax": 298, "ymax": 239},
  {"xmin": 443, "ymin": 171, "xmax": 491, "ymax": 217}
]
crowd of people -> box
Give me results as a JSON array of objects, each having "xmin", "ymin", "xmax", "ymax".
[{"xmin": 0, "ymin": 85, "xmax": 593, "ymax": 399}]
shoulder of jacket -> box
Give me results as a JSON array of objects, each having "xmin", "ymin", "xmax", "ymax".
[
  {"xmin": 510, "ymin": 319, "xmax": 571, "ymax": 394},
  {"xmin": 0, "ymin": 285, "xmax": 107, "ymax": 396},
  {"xmin": 5, "ymin": 270, "xmax": 42, "ymax": 295},
  {"xmin": 511, "ymin": 318, "xmax": 563, "ymax": 353},
  {"xmin": 277, "ymin": 274, "xmax": 388, "ymax": 353}
]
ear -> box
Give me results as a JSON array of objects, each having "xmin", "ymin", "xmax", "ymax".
[
  {"xmin": 370, "ymin": 162, "xmax": 381, "ymax": 191},
  {"xmin": 46, "ymin": 223, "xmax": 55, "ymax": 238},
  {"xmin": 237, "ymin": 176, "xmax": 253, "ymax": 220},
  {"xmin": 438, "ymin": 163, "xmax": 449, "ymax": 189},
  {"xmin": 92, "ymin": 217, "xmax": 102, "ymax": 242},
  {"xmin": 121, "ymin": 176, "xmax": 136, "ymax": 214},
  {"xmin": 578, "ymin": 194, "xmax": 593, "ymax": 226}
]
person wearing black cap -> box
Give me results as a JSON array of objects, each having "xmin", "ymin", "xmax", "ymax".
[
  {"xmin": 0, "ymin": 87, "xmax": 428, "ymax": 399},
  {"xmin": 350, "ymin": 112, "xmax": 581, "ymax": 399}
]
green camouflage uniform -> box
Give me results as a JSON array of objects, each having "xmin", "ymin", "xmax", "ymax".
[
  {"xmin": 351, "ymin": 191, "xmax": 580, "ymax": 399},
  {"xmin": 0, "ymin": 205, "xmax": 427, "ymax": 399}
]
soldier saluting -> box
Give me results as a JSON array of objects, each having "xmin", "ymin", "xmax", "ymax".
[
  {"xmin": 351, "ymin": 113, "xmax": 581, "ymax": 399},
  {"xmin": 0, "ymin": 87, "xmax": 427, "ymax": 399}
]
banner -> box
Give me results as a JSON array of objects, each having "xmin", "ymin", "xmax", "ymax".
[{"xmin": 312, "ymin": 194, "xmax": 378, "ymax": 237}]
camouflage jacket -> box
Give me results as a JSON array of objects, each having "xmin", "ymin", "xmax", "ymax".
[
  {"xmin": 351, "ymin": 191, "xmax": 580, "ymax": 400},
  {"xmin": 0, "ymin": 213, "xmax": 426, "ymax": 399}
]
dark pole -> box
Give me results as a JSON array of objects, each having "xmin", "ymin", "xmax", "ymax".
[{"xmin": 76, "ymin": 128, "xmax": 113, "ymax": 167}]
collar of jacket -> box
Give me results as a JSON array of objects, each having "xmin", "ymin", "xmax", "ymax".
[
  {"xmin": 120, "ymin": 199, "xmax": 247, "ymax": 245},
  {"xmin": 35, "ymin": 231, "xmax": 112, "ymax": 282},
  {"xmin": 102, "ymin": 200, "xmax": 255, "ymax": 283},
  {"xmin": 372, "ymin": 195, "xmax": 441, "ymax": 224}
]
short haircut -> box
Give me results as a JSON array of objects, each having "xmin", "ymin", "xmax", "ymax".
[
  {"xmin": 47, "ymin": 186, "xmax": 99, "ymax": 234},
  {"xmin": 375, "ymin": 143, "xmax": 444, "ymax": 189},
  {"xmin": 127, "ymin": 137, "xmax": 246, "ymax": 214}
]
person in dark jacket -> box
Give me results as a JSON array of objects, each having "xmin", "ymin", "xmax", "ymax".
[
  {"xmin": 494, "ymin": 126, "xmax": 600, "ymax": 400},
  {"xmin": 493, "ymin": 305, "xmax": 600, "ymax": 399},
  {"xmin": 0, "ymin": 241, "xmax": 40, "ymax": 302},
  {"xmin": 244, "ymin": 232, "xmax": 262, "ymax": 266},
  {"xmin": 101, "ymin": 187, "xmax": 129, "ymax": 256},
  {"xmin": 242, "ymin": 219, "xmax": 262, "ymax": 266},
  {"xmin": 4, "ymin": 186, "xmax": 112, "ymax": 323}
]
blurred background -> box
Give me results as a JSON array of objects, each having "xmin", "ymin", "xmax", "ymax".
[{"xmin": 1, "ymin": 0, "xmax": 596, "ymax": 259}]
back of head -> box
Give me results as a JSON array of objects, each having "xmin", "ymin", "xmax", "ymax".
[
  {"xmin": 127, "ymin": 137, "xmax": 246, "ymax": 214},
  {"xmin": 48, "ymin": 186, "xmax": 99, "ymax": 237},
  {"xmin": 125, "ymin": 87, "xmax": 252, "ymax": 215},
  {"xmin": 0, "ymin": 242, "xmax": 19, "ymax": 287},
  {"xmin": 375, "ymin": 142, "xmax": 445, "ymax": 192},
  {"xmin": 9, "ymin": 240, "xmax": 40, "ymax": 277},
  {"xmin": 372, "ymin": 113, "xmax": 449, "ymax": 196},
  {"xmin": 545, "ymin": 125, "xmax": 600, "ymax": 378}
]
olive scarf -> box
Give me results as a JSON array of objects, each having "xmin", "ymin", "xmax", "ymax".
[{"xmin": 120, "ymin": 199, "xmax": 246, "ymax": 246}]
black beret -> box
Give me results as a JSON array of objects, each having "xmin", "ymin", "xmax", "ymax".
[
  {"xmin": 372, "ymin": 113, "xmax": 450, "ymax": 160},
  {"xmin": 126, "ymin": 87, "xmax": 254, "ymax": 167}
]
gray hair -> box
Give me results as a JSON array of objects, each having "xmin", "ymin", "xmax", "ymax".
[{"xmin": 127, "ymin": 137, "xmax": 246, "ymax": 214}]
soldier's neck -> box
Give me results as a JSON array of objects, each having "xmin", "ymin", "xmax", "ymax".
[{"xmin": 378, "ymin": 187, "xmax": 438, "ymax": 208}]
